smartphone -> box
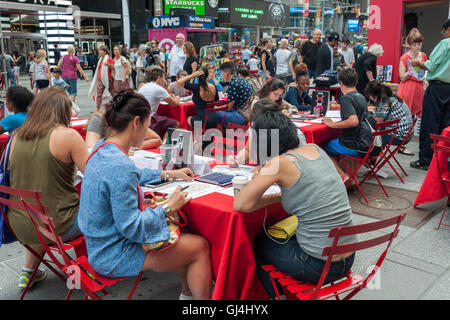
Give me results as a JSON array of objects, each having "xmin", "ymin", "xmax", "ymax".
[{"xmin": 144, "ymin": 181, "xmax": 172, "ymax": 188}]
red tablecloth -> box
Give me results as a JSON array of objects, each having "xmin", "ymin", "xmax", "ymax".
[
  {"xmin": 414, "ymin": 126, "xmax": 450, "ymax": 206},
  {"xmin": 157, "ymin": 102, "xmax": 196, "ymax": 130},
  {"xmin": 182, "ymin": 193, "xmax": 288, "ymax": 300},
  {"xmin": 145, "ymin": 147, "xmax": 288, "ymax": 299},
  {"xmin": 0, "ymin": 117, "xmax": 88, "ymax": 157},
  {"xmin": 297, "ymin": 122, "xmax": 341, "ymax": 145}
]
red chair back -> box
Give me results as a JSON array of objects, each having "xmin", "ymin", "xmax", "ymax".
[
  {"xmin": 302, "ymin": 213, "xmax": 406, "ymax": 300},
  {"xmin": 21, "ymin": 198, "xmax": 73, "ymax": 269}
]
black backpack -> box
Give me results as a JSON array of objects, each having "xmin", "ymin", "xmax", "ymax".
[
  {"xmin": 346, "ymin": 93, "xmax": 382, "ymax": 156},
  {"xmin": 314, "ymin": 70, "xmax": 338, "ymax": 87}
]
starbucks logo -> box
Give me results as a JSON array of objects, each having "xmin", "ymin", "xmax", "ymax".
[{"xmin": 208, "ymin": 0, "xmax": 219, "ymax": 8}]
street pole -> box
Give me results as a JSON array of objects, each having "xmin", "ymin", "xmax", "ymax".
[
  {"xmin": 122, "ymin": 0, "xmax": 130, "ymax": 47},
  {"xmin": 0, "ymin": 14, "xmax": 8, "ymax": 93}
]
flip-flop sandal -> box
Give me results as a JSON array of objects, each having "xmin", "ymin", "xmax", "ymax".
[{"xmin": 399, "ymin": 147, "xmax": 415, "ymax": 156}]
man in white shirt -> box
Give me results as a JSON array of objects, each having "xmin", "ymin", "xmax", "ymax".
[
  {"xmin": 168, "ymin": 33, "xmax": 187, "ymax": 82},
  {"xmin": 338, "ymin": 39, "xmax": 355, "ymax": 67},
  {"xmin": 242, "ymin": 46, "xmax": 252, "ymax": 64},
  {"xmin": 138, "ymin": 67, "xmax": 180, "ymax": 138}
]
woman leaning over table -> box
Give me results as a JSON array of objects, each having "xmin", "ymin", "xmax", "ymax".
[
  {"xmin": 77, "ymin": 89, "xmax": 212, "ymax": 300},
  {"xmin": 233, "ymin": 111, "xmax": 356, "ymax": 300},
  {"xmin": 246, "ymin": 78, "xmax": 297, "ymax": 120},
  {"xmin": 7, "ymin": 87, "xmax": 89, "ymax": 289}
]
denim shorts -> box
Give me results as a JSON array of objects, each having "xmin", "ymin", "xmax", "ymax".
[
  {"xmin": 254, "ymin": 235, "xmax": 355, "ymax": 299},
  {"xmin": 64, "ymin": 78, "xmax": 78, "ymax": 96},
  {"xmin": 323, "ymin": 138, "xmax": 361, "ymax": 158}
]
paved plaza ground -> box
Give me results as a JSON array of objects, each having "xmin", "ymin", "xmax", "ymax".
[{"xmin": 0, "ymin": 76, "xmax": 449, "ymax": 300}]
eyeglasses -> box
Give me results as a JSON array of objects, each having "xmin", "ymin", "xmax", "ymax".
[{"xmin": 272, "ymin": 92, "xmax": 283, "ymax": 98}]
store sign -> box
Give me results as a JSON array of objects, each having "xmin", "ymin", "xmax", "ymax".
[
  {"xmin": 164, "ymin": 0, "xmax": 206, "ymax": 16},
  {"xmin": 234, "ymin": 7, "xmax": 264, "ymax": 21},
  {"xmin": 4, "ymin": 0, "xmax": 63, "ymax": 6},
  {"xmin": 148, "ymin": 16, "xmax": 185, "ymax": 29},
  {"xmin": 187, "ymin": 15, "xmax": 215, "ymax": 29}
]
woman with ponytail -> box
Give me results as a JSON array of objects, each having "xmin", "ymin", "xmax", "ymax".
[
  {"xmin": 177, "ymin": 66, "xmax": 220, "ymax": 129},
  {"xmin": 284, "ymin": 63, "xmax": 313, "ymax": 111},
  {"xmin": 58, "ymin": 45, "xmax": 89, "ymax": 103},
  {"xmin": 78, "ymin": 89, "xmax": 212, "ymax": 300},
  {"xmin": 365, "ymin": 80, "xmax": 414, "ymax": 154}
]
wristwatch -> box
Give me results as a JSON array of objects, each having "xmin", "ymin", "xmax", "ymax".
[{"xmin": 162, "ymin": 204, "xmax": 173, "ymax": 217}]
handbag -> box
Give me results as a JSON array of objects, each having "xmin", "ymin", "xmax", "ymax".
[
  {"xmin": 141, "ymin": 192, "xmax": 188, "ymax": 253},
  {"xmin": 267, "ymin": 215, "xmax": 298, "ymax": 240},
  {"xmin": 0, "ymin": 135, "xmax": 17, "ymax": 247}
]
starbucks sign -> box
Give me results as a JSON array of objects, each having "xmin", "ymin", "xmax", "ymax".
[{"xmin": 164, "ymin": 0, "xmax": 206, "ymax": 15}]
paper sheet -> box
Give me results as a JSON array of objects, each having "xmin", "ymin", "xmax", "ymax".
[{"xmin": 293, "ymin": 122, "xmax": 312, "ymax": 128}]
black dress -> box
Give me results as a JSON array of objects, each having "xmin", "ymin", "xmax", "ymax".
[
  {"xmin": 184, "ymin": 82, "xmax": 219, "ymax": 129},
  {"xmin": 183, "ymin": 56, "xmax": 198, "ymax": 75}
]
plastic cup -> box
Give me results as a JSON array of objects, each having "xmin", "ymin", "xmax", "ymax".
[
  {"xmin": 160, "ymin": 144, "xmax": 180, "ymax": 167},
  {"xmin": 232, "ymin": 176, "xmax": 249, "ymax": 197}
]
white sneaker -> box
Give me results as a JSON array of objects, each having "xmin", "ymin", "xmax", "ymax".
[{"xmin": 179, "ymin": 293, "xmax": 195, "ymax": 300}]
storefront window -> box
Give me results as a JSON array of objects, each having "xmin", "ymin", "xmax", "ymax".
[
  {"xmin": 95, "ymin": 18, "xmax": 109, "ymax": 36},
  {"xmin": 75, "ymin": 18, "xmax": 95, "ymax": 35},
  {"xmin": 110, "ymin": 19, "xmax": 123, "ymax": 46},
  {"xmin": 10, "ymin": 14, "xmax": 21, "ymax": 32},
  {"xmin": 21, "ymin": 14, "xmax": 40, "ymax": 33}
]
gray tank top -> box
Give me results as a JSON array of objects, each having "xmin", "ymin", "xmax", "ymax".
[
  {"xmin": 280, "ymin": 145, "xmax": 358, "ymax": 260},
  {"xmin": 34, "ymin": 61, "xmax": 47, "ymax": 80}
]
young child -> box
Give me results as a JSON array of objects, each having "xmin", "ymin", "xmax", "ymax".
[
  {"xmin": 52, "ymin": 67, "xmax": 70, "ymax": 89},
  {"xmin": 52, "ymin": 67, "xmax": 80, "ymax": 116},
  {"xmin": 0, "ymin": 86, "xmax": 34, "ymax": 135},
  {"xmin": 246, "ymin": 53, "xmax": 259, "ymax": 71}
]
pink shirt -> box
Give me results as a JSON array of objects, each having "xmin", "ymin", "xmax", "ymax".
[{"xmin": 61, "ymin": 55, "xmax": 80, "ymax": 79}]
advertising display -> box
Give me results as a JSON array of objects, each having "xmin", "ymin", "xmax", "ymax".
[
  {"xmin": 348, "ymin": 19, "xmax": 360, "ymax": 33},
  {"xmin": 219, "ymin": 0, "xmax": 289, "ymax": 27},
  {"xmin": 164, "ymin": 0, "xmax": 206, "ymax": 15}
]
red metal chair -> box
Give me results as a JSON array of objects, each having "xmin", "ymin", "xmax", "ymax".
[
  {"xmin": 21, "ymin": 197, "xmax": 144, "ymax": 300},
  {"xmin": 366, "ymin": 112, "xmax": 422, "ymax": 184},
  {"xmin": 205, "ymin": 100, "xmax": 229, "ymax": 132},
  {"xmin": 263, "ymin": 213, "xmax": 406, "ymax": 300},
  {"xmin": 341, "ymin": 119, "xmax": 400, "ymax": 205},
  {"xmin": 430, "ymin": 133, "xmax": 450, "ymax": 230},
  {"xmin": 0, "ymin": 185, "xmax": 86, "ymax": 300}
]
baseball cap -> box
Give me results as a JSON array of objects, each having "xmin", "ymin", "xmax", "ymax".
[
  {"xmin": 328, "ymin": 32, "xmax": 340, "ymax": 41},
  {"xmin": 250, "ymin": 53, "xmax": 255, "ymax": 57}
]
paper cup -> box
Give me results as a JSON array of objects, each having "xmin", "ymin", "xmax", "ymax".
[{"xmin": 232, "ymin": 176, "xmax": 249, "ymax": 197}]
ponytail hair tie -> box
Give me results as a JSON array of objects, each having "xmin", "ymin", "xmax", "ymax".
[{"xmin": 112, "ymin": 91, "xmax": 127, "ymax": 111}]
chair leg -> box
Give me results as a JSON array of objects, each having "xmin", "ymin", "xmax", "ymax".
[
  {"xmin": 126, "ymin": 272, "xmax": 144, "ymax": 300},
  {"xmin": 435, "ymin": 197, "xmax": 449, "ymax": 230}
]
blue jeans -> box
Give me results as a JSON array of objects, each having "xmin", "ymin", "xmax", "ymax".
[
  {"xmin": 6, "ymin": 71, "xmax": 17, "ymax": 87},
  {"xmin": 216, "ymin": 109, "xmax": 247, "ymax": 126},
  {"xmin": 64, "ymin": 78, "xmax": 78, "ymax": 96},
  {"xmin": 308, "ymin": 69, "xmax": 316, "ymax": 79},
  {"xmin": 254, "ymin": 235, "xmax": 355, "ymax": 299}
]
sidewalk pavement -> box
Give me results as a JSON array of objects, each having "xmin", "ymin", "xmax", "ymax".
[{"xmin": 0, "ymin": 77, "xmax": 449, "ymax": 300}]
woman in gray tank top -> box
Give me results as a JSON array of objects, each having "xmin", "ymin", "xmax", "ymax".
[{"xmin": 233, "ymin": 110, "xmax": 357, "ymax": 299}]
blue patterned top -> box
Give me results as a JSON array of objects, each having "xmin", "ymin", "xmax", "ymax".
[{"xmin": 77, "ymin": 139, "xmax": 170, "ymax": 277}]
